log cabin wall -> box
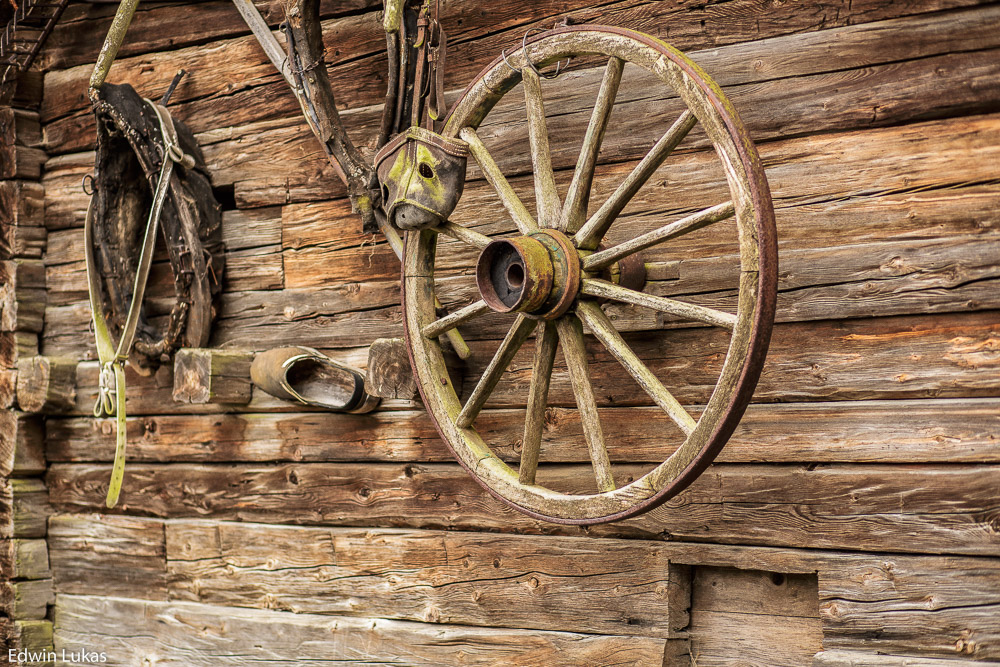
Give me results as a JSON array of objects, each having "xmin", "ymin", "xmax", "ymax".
[{"xmin": 2, "ymin": 0, "xmax": 999, "ymax": 664}]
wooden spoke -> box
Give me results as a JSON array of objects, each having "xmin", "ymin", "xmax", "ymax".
[
  {"xmin": 576, "ymin": 302, "xmax": 697, "ymax": 435},
  {"xmin": 456, "ymin": 315, "xmax": 537, "ymax": 428},
  {"xmin": 522, "ymin": 67, "xmax": 562, "ymax": 228},
  {"xmin": 583, "ymin": 201, "xmax": 734, "ymax": 271},
  {"xmin": 437, "ymin": 220, "xmax": 492, "ymax": 250},
  {"xmin": 460, "ymin": 127, "xmax": 538, "ymax": 235},
  {"xmin": 574, "ymin": 111, "xmax": 698, "ymax": 249},
  {"xmin": 580, "ymin": 279, "xmax": 737, "ymax": 330},
  {"xmin": 422, "ymin": 300, "xmax": 492, "ymax": 340},
  {"xmin": 557, "ymin": 57, "xmax": 625, "ymax": 234},
  {"xmin": 555, "ymin": 315, "xmax": 615, "ymax": 492},
  {"xmin": 519, "ymin": 322, "xmax": 558, "ymax": 485}
]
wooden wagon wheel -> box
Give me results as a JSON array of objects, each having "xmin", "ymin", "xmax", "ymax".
[{"xmin": 402, "ymin": 25, "xmax": 777, "ymax": 525}]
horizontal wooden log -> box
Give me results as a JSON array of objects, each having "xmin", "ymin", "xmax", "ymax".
[
  {"xmin": 39, "ymin": 1, "xmax": 995, "ymax": 156},
  {"xmin": 54, "ymin": 594, "xmax": 670, "ymax": 666},
  {"xmin": 0, "ymin": 181, "xmax": 45, "ymax": 259},
  {"xmin": 819, "ymin": 557, "xmax": 1000, "ymax": 660},
  {"xmin": 0, "ymin": 411, "xmax": 45, "ymax": 477},
  {"xmin": 0, "ymin": 478, "xmax": 49, "ymax": 539},
  {"xmin": 16, "ymin": 356, "xmax": 75, "ymax": 414},
  {"xmin": 813, "ymin": 652, "xmax": 998, "ymax": 667},
  {"xmin": 171, "ymin": 348, "xmax": 253, "ymax": 405},
  {"xmin": 44, "ymin": 398, "xmax": 1000, "ymax": 465},
  {"xmin": 0, "ymin": 259, "xmax": 45, "ymax": 332},
  {"xmin": 38, "ymin": 0, "xmax": 380, "ymax": 71},
  {"xmin": 47, "ymin": 514, "xmax": 166, "ymax": 601},
  {"xmin": 44, "ymin": 461, "xmax": 1000, "ymax": 555},
  {"xmin": 0, "ymin": 578, "xmax": 53, "ymax": 620},
  {"xmin": 47, "ymin": 515, "xmax": 1000, "ymax": 661},
  {"xmin": 45, "ymin": 309, "xmax": 1000, "ymax": 419},
  {"xmin": 0, "ymin": 539, "xmax": 50, "ymax": 581},
  {"xmin": 163, "ymin": 521, "xmax": 685, "ymax": 637}
]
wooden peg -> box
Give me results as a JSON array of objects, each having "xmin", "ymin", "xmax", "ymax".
[{"xmin": 172, "ymin": 348, "xmax": 253, "ymax": 404}]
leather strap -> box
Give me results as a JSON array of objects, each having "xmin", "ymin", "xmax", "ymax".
[{"xmin": 85, "ymin": 98, "xmax": 193, "ymax": 508}]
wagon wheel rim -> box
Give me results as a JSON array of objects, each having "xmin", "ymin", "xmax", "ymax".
[{"xmin": 402, "ymin": 26, "xmax": 777, "ymax": 525}]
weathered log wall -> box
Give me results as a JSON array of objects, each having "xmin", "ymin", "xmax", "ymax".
[{"xmin": 5, "ymin": 0, "xmax": 1000, "ymax": 664}]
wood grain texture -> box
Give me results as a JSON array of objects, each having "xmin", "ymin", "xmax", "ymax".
[
  {"xmin": 44, "ymin": 462, "xmax": 1000, "ymax": 555},
  {"xmin": 53, "ymin": 594, "xmax": 670, "ymax": 666}
]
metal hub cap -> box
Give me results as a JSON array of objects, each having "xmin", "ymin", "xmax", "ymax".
[{"xmin": 476, "ymin": 229, "xmax": 581, "ymax": 320}]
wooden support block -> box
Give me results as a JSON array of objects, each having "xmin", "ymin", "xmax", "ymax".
[
  {"xmin": 0, "ymin": 539, "xmax": 50, "ymax": 581},
  {"xmin": 0, "ymin": 109, "xmax": 46, "ymax": 180},
  {"xmin": 0, "ymin": 367, "xmax": 14, "ymax": 410},
  {"xmin": 0, "ymin": 578, "xmax": 53, "ymax": 619},
  {"xmin": 365, "ymin": 338, "xmax": 417, "ymax": 400},
  {"xmin": 0, "ymin": 181, "xmax": 46, "ymax": 260},
  {"xmin": 0, "ymin": 411, "xmax": 45, "ymax": 477},
  {"xmin": 0, "ymin": 478, "xmax": 49, "ymax": 539},
  {"xmin": 171, "ymin": 348, "xmax": 253, "ymax": 404},
  {"xmin": 0, "ymin": 259, "xmax": 46, "ymax": 332},
  {"xmin": 16, "ymin": 356, "xmax": 76, "ymax": 414}
]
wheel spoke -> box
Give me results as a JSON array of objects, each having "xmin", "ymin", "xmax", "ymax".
[
  {"xmin": 580, "ymin": 279, "xmax": 736, "ymax": 330},
  {"xmin": 437, "ymin": 220, "xmax": 492, "ymax": 250},
  {"xmin": 558, "ymin": 56, "xmax": 625, "ymax": 234},
  {"xmin": 583, "ymin": 201, "xmax": 734, "ymax": 272},
  {"xmin": 519, "ymin": 321, "xmax": 558, "ymax": 485},
  {"xmin": 422, "ymin": 300, "xmax": 492, "ymax": 339},
  {"xmin": 555, "ymin": 315, "xmax": 615, "ymax": 492},
  {"xmin": 460, "ymin": 127, "xmax": 538, "ymax": 235},
  {"xmin": 577, "ymin": 301, "xmax": 697, "ymax": 435},
  {"xmin": 574, "ymin": 110, "xmax": 698, "ymax": 249},
  {"xmin": 522, "ymin": 67, "xmax": 562, "ymax": 228},
  {"xmin": 456, "ymin": 315, "xmax": 537, "ymax": 428}
]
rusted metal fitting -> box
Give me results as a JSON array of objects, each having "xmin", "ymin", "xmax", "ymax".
[
  {"xmin": 529, "ymin": 229, "xmax": 581, "ymax": 320},
  {"xmin": 475, "ymin": 229, "xmax": 583, "ymax": 320},
  {"xmin": 602, "ymin": 251, "xmax": 646, "ymax": 292},
  {"xmin": 476, "ymin": 236, "xmax": 553, "ymax": 313}
]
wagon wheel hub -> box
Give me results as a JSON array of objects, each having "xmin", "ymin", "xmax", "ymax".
[{"xmin": 476, "ymin": 229, "xmax": 646, "ymax": 320}]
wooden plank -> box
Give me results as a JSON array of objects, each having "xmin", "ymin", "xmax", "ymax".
[
  {"xmin": 0, "ymin": 411, "xmax": 45, "ymax": 477},
  {"xmin": 689, "ymin": 610, "xmax": 822, "ymax": 667},
  {"xmin": 44, "ymin": 516, "xmax": 1000, "ymax": 660},
  {"xmin": 53, "ymin": 594, "xmax": 670, "ymax": 666},
  {"xmin": 39, "ymin": 1, "xmax": 995, "ymax": 155},
  {"xmin": 47, "ymin": 514, "xmax": 166, "ymax": 601},
  {"xmin": 819, "ymin": 557, "xmax": 1000, "ymax": 659},
  {"xmin": 0, "ymin": 108, "xmax": 46, "ymax": 180},
  {"xmin": 44, "ymin": 462, "xmax": 1000, "ymax": 555},
  {"xmin": 814, "ymin": 651, "xmax": 1000, "ymax": 666},
  {"xmin": 163, "ymin": 520, "xmax": 682, "ymax": 637}
]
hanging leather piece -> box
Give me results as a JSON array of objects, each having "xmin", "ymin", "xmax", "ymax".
[{"xmin": 86, "ymin": 81, "xmax": 224, "ymax": 506}]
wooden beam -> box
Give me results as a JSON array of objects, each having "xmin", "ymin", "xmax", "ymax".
[
  {"xmin": 0, "ymin": 260, "xmax": 45, "ymax": 333},
  {"xmin": 53, "ymin": 595, "xmax": 670, "ymax": 666},
  {"xmin": 16, "ymin": 356, "xmax": 76, "ymax": 414},
  {"xmin": 44, "ymin": 462, "xmax": 1000, "ymax": 555},
  {"xmin": 364, "ymin": 338, "xmax": 417, "ymax": 400},
  {"xmin": 0, "ymin": 181, "xmax": 46, "ymax": 260},
  {"xmin": 171, "ymin": 348, "xmax": 253, "ymax": 405},
  {"xmin": 0, "ymin": 478, "xmax": 49, "ymax": 539}
]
